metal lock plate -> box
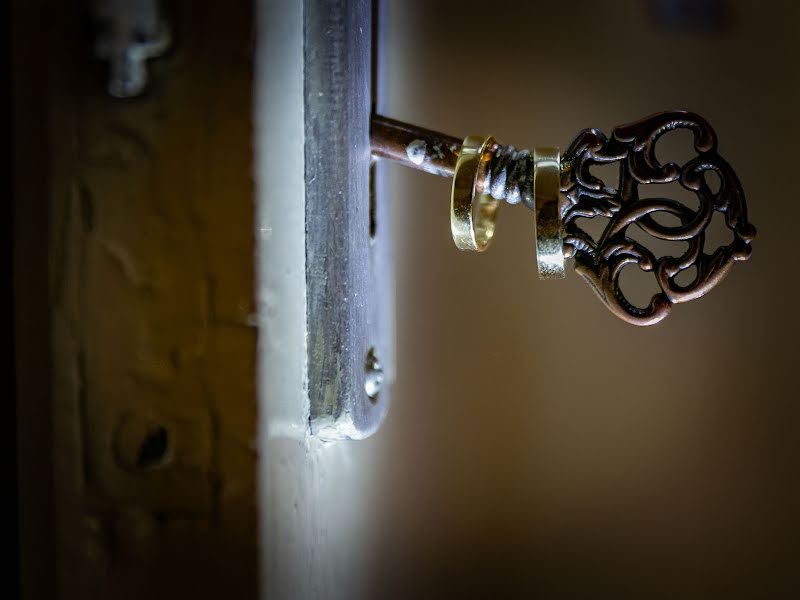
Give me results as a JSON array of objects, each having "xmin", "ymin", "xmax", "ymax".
[{"xmin": 303, "ymin": 0, "xmax": 393, "ymax": 440}]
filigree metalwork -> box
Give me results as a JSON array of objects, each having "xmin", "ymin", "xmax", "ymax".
[{"xmin": 560, "ymin": 110, "xmax": 756, "ymax": 325}]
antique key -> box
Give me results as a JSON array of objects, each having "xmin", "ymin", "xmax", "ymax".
[{"xmin": 371, "ymin": 111, "xmax": 756, "ymax": 326}]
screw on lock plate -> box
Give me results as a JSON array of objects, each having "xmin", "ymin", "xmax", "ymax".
[{"xmin": 370, "ymin": 111, "xmax": 756, "ymax": 326}]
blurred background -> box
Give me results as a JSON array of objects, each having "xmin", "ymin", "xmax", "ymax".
[{"xmin": 367, "ymin": 0, "xmax": 800, "ymax": 596}]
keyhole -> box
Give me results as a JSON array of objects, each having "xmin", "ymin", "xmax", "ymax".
[
  {"xmin": 365, "ymin": 347, "xmax": 383, "ymax": 404},
  {"xmin": 114, "ymin": 414, "xmax": 172, "ymax": 471}
]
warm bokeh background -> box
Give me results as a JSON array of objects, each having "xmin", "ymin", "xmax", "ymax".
[{"xmin": 367, "ymin": 0, "xmax": 800, "ymax": 596}]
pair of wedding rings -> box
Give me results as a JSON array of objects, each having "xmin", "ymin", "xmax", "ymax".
[{"xmin": 449, "ymin": 135, "xmax": 565, "ymax": 280}]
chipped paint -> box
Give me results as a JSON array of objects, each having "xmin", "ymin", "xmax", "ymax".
[{"xmin": 406, "ymin": 139, "xmax": 427, "ymax": 165}]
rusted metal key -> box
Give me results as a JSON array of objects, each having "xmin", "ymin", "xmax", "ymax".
[{"xmin": 370, "ymin": 112, "xmax": 756, "ymax": 326}]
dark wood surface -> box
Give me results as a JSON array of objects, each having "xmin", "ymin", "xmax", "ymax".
[
  {"xmin": 13, "ymin": 1, "xmax": 55, "ymax": 597},
  {"xmin": 26, "ymin": 1, "xmax": 259, "ymax": 597}
]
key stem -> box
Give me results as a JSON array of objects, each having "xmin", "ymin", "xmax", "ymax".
[{"xmin": 370, "ymin": 114, "xmax": 462, "ymax": 178}]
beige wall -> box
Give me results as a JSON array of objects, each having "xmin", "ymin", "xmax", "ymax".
[{"xmin": 368, "ymin": 1, "xmax": 800, "ymax": 596}]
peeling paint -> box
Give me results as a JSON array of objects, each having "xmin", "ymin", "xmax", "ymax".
[{"xmin": 406, "ymin": 139, "xmax": 426, "ymax": 165}]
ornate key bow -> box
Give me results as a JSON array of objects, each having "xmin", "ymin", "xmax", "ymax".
[{"xmin": 371, "ymin": 110, "xmax": 756, "ymax": 326}]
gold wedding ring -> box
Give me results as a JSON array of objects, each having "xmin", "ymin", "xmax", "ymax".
[
  {"xmin": 533, "ymin": 147, "xmax": 565, "ymax": 279},
  {"xmin": 450, "ymin": 135, "xmax": 500, "ymax": 252}
]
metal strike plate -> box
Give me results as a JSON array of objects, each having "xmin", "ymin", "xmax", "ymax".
[{"xmin": 304, "ymin": 0, "xmax": 393, "ymax": 440}]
